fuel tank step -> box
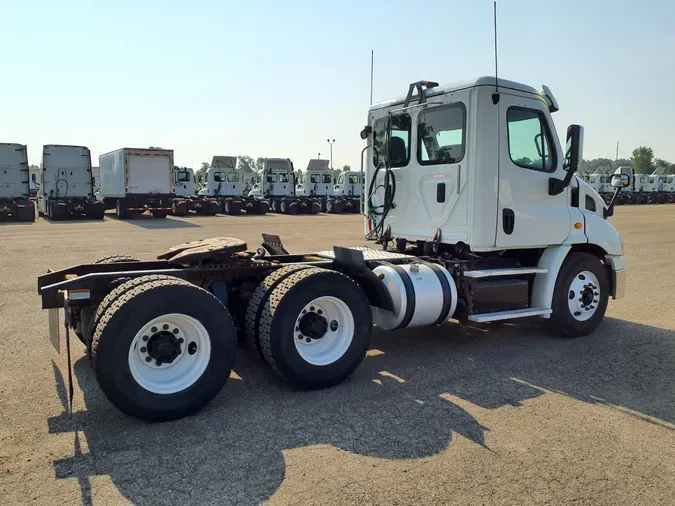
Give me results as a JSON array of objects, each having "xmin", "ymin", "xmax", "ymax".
[
  {"xmin": 468, "ymin": 307, "xmax": 552, "ymax": 323},
  {"xmin": 464, "ymin": 267, "xmax": 547, "ymax": 278}
]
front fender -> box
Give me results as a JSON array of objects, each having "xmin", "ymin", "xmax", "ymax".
[{"xmin": 584, "ymin": 213, "xmax": 623, "ymax": 256}]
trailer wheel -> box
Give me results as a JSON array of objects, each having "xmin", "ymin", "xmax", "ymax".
[
  {"xmin": 245, "ymin": 265, "xmax": 312, "ymax": 359},
  {"xmin": 271, "ymin": 200, "xmax": 279, "ymax": 213},
  {"xmin": 287, "ymin": 200, "xmax": 299, "ymax": 215},
  {"xmin": 310, "ymin": 201, "xmax": 321, "ymax": 214},
  {"xmin": 91, "ymin": 277, "xmax": 236, "ymax": 421},
  {"xmin": 657, "ymin": 194, "xmax": 667, "ymax": 204},
  {"xmin": 257, "ymin": 267, "xmax": 372, "ymax": 389},
  {"xmin": 636, "ymin": 194, "xmax": 646, "ymax": 205},
  {"xmin": 668, "ymin": 194, "xmax": 675, "ymax": 204},
  {"xmin": 544, "ymin": 252, "xmax": 609, "ymax": 338}
]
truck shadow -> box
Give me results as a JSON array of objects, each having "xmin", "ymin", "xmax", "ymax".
[
  {"xmin": 106, "ymin": 214, "xmax": 201, "ymax": 229},
  {"xmin": 47, "ymin": 317, "xmax": 674, "ymax": 506}
]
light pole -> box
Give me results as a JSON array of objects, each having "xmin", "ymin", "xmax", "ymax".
[{"xmin": 326, "ymin": 139, "xmax": 335, "ymax": 170}]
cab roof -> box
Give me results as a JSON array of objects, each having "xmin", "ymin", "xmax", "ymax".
[{"xmin": 369, "ymin": 76, "xmax": 541, "ymax": 112}]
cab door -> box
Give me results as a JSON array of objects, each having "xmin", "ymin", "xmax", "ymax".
[{"xmin": 496, "ymin": 93, "xmax": 571, "ymax": 248}]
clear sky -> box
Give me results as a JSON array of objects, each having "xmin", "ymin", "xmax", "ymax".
[{"xmin": 1, "ymin": 0, "xmax": 674, "ymax": 170}]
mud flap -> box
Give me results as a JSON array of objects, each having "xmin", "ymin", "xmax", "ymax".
[{"xmin": 48, "ymin": 308, "xmax": 60, "ymax": 353}]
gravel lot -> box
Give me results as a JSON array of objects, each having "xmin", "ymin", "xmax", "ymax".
[{"xmin": 1, "ymin": 207, "xmax": 674, "ymax": 506}]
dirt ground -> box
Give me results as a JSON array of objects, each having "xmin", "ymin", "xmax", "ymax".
[{"xmin": 0, "ymin": 207, "xmax": 674, "ymax": 506}]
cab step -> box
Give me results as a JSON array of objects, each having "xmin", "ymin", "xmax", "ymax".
[
  {"xmin": 468, "ymin": 307, "xmax": 552, "ymax": 323},
  {"xmin": 464, "ymin": 267, "xmax": 547, "ymax": 279}
]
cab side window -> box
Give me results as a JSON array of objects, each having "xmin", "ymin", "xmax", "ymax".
[
  {"xmin": 372, "ymin": 115, "xmax": 411, "ymax": 168},
  {"xmin": 507, "ymin": 107, "xmax": 557, "ymax": 172},
  {"xmin": 417, "ymin": 103, "xmax": 466, "ymax": 164}
]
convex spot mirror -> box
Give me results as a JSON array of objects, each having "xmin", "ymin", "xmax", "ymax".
[{"xmin": 611, "ymin": 173, "xmax": 631, "ymax": 188}]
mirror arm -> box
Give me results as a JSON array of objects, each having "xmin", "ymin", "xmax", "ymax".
[
  {"xmin": 604, "ymin": 186, "xmax": 623, "ymax": 218},
  {"xmin": 548, "ymin": 169, "xmax": 576, "ymax": 196}
]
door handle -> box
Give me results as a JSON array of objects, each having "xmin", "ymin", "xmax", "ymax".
[
  {"xmin": 503, "ymin": 208, "xmax": 515, "ymax": 235},
  {"xmin": 436, "ymin": 183, "xmax": 446, "ymax": 203}
]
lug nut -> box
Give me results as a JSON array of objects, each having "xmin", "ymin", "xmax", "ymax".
[
  {"xmin": 297, "ymin": 334, "xmax": 303, "ymax": 339},
  {"xmin": 145, "ymin": 356, "xmax": 152, "ymax": 363},
  {"xmin": 142, "ymin": 335, "xmax": 149, "ymax": 342},
  {"xmin": 173, "ymin": 328, "xmax": 179, "ymax": 334},
  {"xmin": 317, "ymin": 309, "xmax": 323, "ymax": 315},
  {"xmin": 151, "ymin": 327, "xmax": 157, "ymax": 333},
  {"xmin": 305, "ymin": 338, "xmax": 311, "ymax": 343},
  {"xmin": 178, "ymin": 337, "xmax": 184, "ymax": 344},
  {"xmin": 156, "ymin": 360, "xmax": 162, "ymax": 366},
  {"xmin": 310, "ymin": 306, "xmax": 315, "ymax": 311},
  {"xmin": 163, "ymin": 324, "xmax": 169, "ymax": 330},
  {"xmin": 140, "ymin": 347, "xmax": 147, "ymax": 353}
]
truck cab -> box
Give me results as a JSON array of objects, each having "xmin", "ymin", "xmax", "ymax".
[
  {"xmin": 296, "ymin": 159, "xmax": 334, "ymax": 198},
  {"xmin": 249, "ymin": 158, "xmax": 295, "ymax": 199},
  {"xmin": 334, "ymin": 172, "xmax": 362, "ymax": 198},
  {"xmin": 363, "ymin": 77, "xmax": 626, "ymax": 331},
  {"xmin": 174, "ymin": 167, "xmax": 196, "ymax": 197},
  {"xmin": 38, "ymin": 144, "xmax": 104, "ymax": 220},
  {"xmin": 0, "ymin": 142, "xmax": 35, "ymax": 221}
]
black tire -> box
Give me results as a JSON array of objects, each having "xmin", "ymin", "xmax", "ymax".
[
  {"xmin": 544, "ymin": 252, "xmax": 610, "ymax": 338},
  {"xmin": 257, "ymin": 267, "xmax": 372, "ymax": 389},
  {"xmin": 116, "ymin": 201, "xmax": 130, "ymax": 219},
  {"xmin": 17, "ymin": 206, "xmax": 35, "ymax": 222},
  {"xmin": 49, "ymin": 202, "xmax": 66, "ymax": 221},
  {"xmin": 94, "ymin": 254, "xmax": 141, "ymax": 264},
  {"xmin": 224, "ymin": 200, "xmax": 232, "ymax": 215},
  {"xmin": 88, "ymin": 275, "xmax": 175, "ymax": 354},
  {"xmin": 668, "ymin": 194, "xmax": 675, "ymax": 204},
  {"xmin": 271, "ymin": 199, "xmax": 279, "ymax": 213},
  {"xmin": 173, "ymin": 202, "xmax": 188, "ymax": 216},
  {"xmin": 256, "ymin": 201, "xmax": 270, "ymax": 215},
  {"xmin": 280, "ymin": 200, "xmax": 288, "ymax": 214},
  {"xmin": 245, "ymin": 265, "xmax": 312, "ymax": 360},
  {"xmin": 310, "ymin": 201, "xmax": 321, "ymax": 214},
  {"xmin": 287, "ymin": 200, "xmax": 299, "ymax": 215},
  {"xmin": 91, "ymin": 277, "xmax": 236, "ymax": 421}
]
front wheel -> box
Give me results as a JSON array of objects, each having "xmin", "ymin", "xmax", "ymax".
[
  {"xmin": 91, "ymin": 277, "xmax": 237, "ymax": 421},
  {"xmin": 544, "ymin": 252, "xmax": 609, "ymax": 338}
]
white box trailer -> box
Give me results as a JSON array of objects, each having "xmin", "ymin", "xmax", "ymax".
[
  {"xmin": 0, "ymin": 142, "xmax": 35, "ymax": 221},
  {"xmin": 37, "ymin": 145, "xmax": 104, "ymax": 220},
  {"xmin": 99, "ymin": 148, "xmax": 174, "ymax": 219}
]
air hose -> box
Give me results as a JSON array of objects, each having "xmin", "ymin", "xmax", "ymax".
[{"xmin": 366, "ymin": 120, "xmax": 397, "ymax": 242}]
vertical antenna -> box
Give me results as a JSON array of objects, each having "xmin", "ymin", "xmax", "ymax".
[
  {"xmin": 370, "ymin": 50, "xmax": 374, "ymax": 106},
  {"xmin": 615, "ymin": 141, "xmax": 619, "ymax": 161},
  {"xmin": 493, "ymin": 1, "xmax": 498, "ymax": 92}
]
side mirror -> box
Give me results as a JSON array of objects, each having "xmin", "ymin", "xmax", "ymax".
[
  {"xmin": 360, "ymin": 125, "xmax": 372, "ymax": 140},
  {"xmin": 611, "ymin": 173, "xmax": 630, "ymax": 188},
  {"xmin": 563, "ymin": 124, "xmax": 584, "ymax": 172}
]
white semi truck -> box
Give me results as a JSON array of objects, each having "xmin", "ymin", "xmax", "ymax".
[
  {"xmin": 37, "ymin": 145, "xmax": 105, "ymax": 220},
  {"xmin": 171, "ymin": 166, "xmax": 221, "ymax": 216},
  {"xmin": 98, "ymin": 147, "xmax": 174, "ymax": 219},
  {"xmin": 0, "ymin": 142, "xmax": 35, "ymax": 221},
  {"xmin": 38, "ymin": 76, "xmax": 628, "ymax": 422},
  {"xmin": 29, "ymin": 165, "xmax": 40, "ymax": 198},
  {"xmin": 332, "ymin": 171, "xmax": 362, "ymax": 213},
  {"xmin": 249, "ymin": 157, "xmax": 321, "ymax": 214},
  {"xmin": 197, "ymin": 156, "xmax": 269, "ymax": 215},
  {"xmin": 295, "ymin": 159, "xmax": 334, "ymax": 211}
]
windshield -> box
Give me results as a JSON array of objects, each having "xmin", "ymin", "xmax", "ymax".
[
  {"xmin": 310, "ymin": 174, "xmax": 320, "ymax": 183},
  {"xmin": 278, "ymin": 173, "xmax": 290, "ymax": 183},
  {"xmin": 322, "ymin": 174, "xmax": 332, "ymax": 183}
]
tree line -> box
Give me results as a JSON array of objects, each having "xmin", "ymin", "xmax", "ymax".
[{"xmin": 581, "ymin": 146, "xmax": 675, "ymax": 175}]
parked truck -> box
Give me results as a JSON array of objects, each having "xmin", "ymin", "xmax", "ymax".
[
  {"xmin": 37, "ymin": 145, "xmax": 104, "ymax": 220},
  {"xmin": 91, "ymin": 166, "xmax": 100, "ymax": 194},
  {"xmin": 29, "ymin": 165, "xmax": 40, "ymax": 198},
  {"xmin": 99, "ymin": 148, "xmax": 174, "ymax": 219},
  {"xmin": 37, "ymin": 77, "xmax": 628, "ymax": 422},
  {"xmin": 249, "ymin": 157, "xmax": 321, "ymax": 214},
  {"xmin": 171, "ymin": 166, "xmax": 219, "ymax": 216},
  {"xmin": 0, "ymin": 142, "xmax": 35, "ymax": 222},
  {"xmin": 295, "ymin": 159, "xmax": 335, "ymax": 211},
  {"xmin": 197, "ymin": 156, "xmax": 269, "ymax": 215},
  {"xmin": 332, "ymin": 171, "xmax": 362, "ymax": 213}
]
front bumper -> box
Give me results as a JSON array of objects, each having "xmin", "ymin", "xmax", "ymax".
[{"xmin": 606, "ymin": 255, "xmax": 627, "ymax": 300}]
